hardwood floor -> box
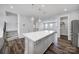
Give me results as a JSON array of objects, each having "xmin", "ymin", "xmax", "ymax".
[
  {"xmin": 1, "ymin": 37, "xmax": 79, "ymax": 54},
  {"xmin": 45, "ymin": 39, "xmax": 79, "ymax": 54},
  {"xmin": 1, "ymin": 38, "xmax": 25, "ymax": 54},
  {"xmin": 8, "ymin": 38, "xmax": 25, "ymax": 54},
  {"xmin": 60, "ymin": 35, "xmax": 68, "ymax": 40}
]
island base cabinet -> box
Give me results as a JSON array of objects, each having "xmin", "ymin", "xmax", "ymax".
[
  {"xmin": 24, "ymin": 33, "xmax": 57, "ymax": 54},
  {"xmin": 25, "ymin": 37, "xmax": 34, "ymax": 54}
]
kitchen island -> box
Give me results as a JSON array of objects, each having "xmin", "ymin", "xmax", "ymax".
[{"xmin": 23, "ymin": 30, "xmax": 57, "ymax": 54}]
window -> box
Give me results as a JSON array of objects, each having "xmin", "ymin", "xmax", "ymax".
[
  {"xmin": 43, "ymin": 22, "xmax": 56, "ymax": 31},
  {"xmin": 45, "ymin": 23, "xmax": 48, "ymax": 28},
  {"xmin": 49, "ymin": 23, "xmax": 53, "ymax": 28},
  {"xmin": 43, "ymin": 23, "xmax": 48, "ymax": 30}
]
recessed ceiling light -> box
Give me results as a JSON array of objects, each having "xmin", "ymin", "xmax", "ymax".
[
  {"xmin": 64, "ymin": 8, "xmax": 68, "ymax": 11},
  {"xmin": 41, "ymin": 5, "xmax": 45, "ymax": 7},
  {"xmin": 31, "ymin": 17, "xmax": 34, "ymax": 21},
  {"xmin": 10, "ymin": 6, "xmax": 14, "ymax": 9},
  {"xmin": 38, "ymin": 19, "xmax": 41, "ymax": 22}
]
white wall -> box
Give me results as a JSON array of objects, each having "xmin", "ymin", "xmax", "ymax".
[
  {"xmin": 56, "ymin": 11, "xmax": 79, "ymax": 40},
  {"xmin": 0, "ymin": 12, "xmax": 5, "ymax": 34},
  {"xmin": 37, "ymin": 10, "xmax": 79, "ymax": 40},
  {"xmin": 0, "ymin": 11, "xmax": 34, "ymax": 38},
  {"xmin": 0, "ymin": 15, "xmax": 4, "ymax": 31},
  {"xmin": 0, "ymin": 11, "xmax": 5, "ymax": 50},
  {"xmin": 18, "ymin": 15, "xmax": 33, "ymax": 37},
  {"xmin": 37, "ymin": 18, "xmax": 60, "ymax": 38},
  {"xmin": 6, "ymin": 15, "xmax": 18, "ymax": 31},
  {"xmin": 0, "ymin": 11, "xmax": 18, "ymax": 32},
  {"xmin": 68, "ymin": 11, "xmax": 79, "ymax": 40}
]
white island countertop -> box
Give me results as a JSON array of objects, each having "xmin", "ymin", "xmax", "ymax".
[
  {"xmin": 23, "ymin": 30, "xmax": 56, "ymax": 42},
  {"xmin": 24, "ymin": 30, "xmax": 57, "ymax": 54}
]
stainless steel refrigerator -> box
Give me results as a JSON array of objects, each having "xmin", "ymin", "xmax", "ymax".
[{"xmin": 71, "ymin": 20, "xmax": 79, "ymax": 47}]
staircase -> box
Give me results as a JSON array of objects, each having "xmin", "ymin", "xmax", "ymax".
[
  {"xmin": 6, "ymin": 31, "xmax": 18, "ymax": 38},
  {"xmin": 1, "ymin": 22, "xmax": 18, "ymax": 53}
]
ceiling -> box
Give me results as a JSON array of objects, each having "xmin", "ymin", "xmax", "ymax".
[{"xmin": 0, "ymin": 4, "xmax": 79, "ymax": 18}]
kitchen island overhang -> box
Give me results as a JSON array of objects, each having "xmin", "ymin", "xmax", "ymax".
[{"xmin": 23, "ymin": 30, "xmax": 57, "ymax": 54}]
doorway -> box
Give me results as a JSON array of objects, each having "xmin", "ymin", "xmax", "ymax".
[
  {"xmin": 5, "ymin": 11, "xmax": 18, "ymax": 38},
  {"xmin": 43, "ymin": 22, "xmax": 57, "ymax": 31},
  {"xmin": 60, "ymin": 16, "xmax": 68, "ymax": 40}
]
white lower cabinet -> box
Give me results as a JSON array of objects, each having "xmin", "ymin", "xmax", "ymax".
[{"xmin": 24, "ymin": 31, "xmax": 57, "ymax": 54}]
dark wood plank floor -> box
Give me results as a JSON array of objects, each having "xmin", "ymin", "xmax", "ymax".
[
  {"xmin": 45, "ymin": 39, "xmax": 79, "ymax": 54},
  {"xmin": 1, "ymin": 37, "xmax": 79, "ymax": 54},
  {"xmin": 1, "ymin": 38, "xmax": 25, "ymax": 54}
]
